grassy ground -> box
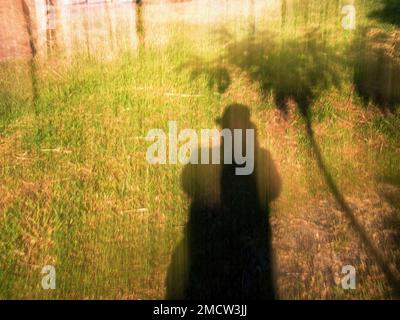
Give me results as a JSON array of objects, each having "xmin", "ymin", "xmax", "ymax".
[{"xmin": 1, "ymin": 0, "xmax": 400, "ymax": 299}]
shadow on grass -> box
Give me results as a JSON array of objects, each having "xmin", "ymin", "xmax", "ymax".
[
  {"xmin": 166, "ymin": 104, "xmax": 281, "ymax": 299},
  {"xmin": 180, "ymin": 28, "xmax": 400, "ymax": 297},
  {"xmin": 184, "ymin": 29, "xmax": 343, "ymax": 116},
  {"xmin": 377, "ymin": 171, "xmax": 400, "ymax": 270},
  {"xmin": 369, "ymin": 0, "xmax": 400, "ymax": 27},
  {"xmin": 352, "ymin": 27, "xmax": 400, "ymax": 114},
  {"xmin": 379, "ymin": 173, "xmax": 400, "ymax": 208}
]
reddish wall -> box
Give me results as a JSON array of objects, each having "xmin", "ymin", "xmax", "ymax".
[{"xmin": 0, "ymin": 0, "xmax": 37, "ymax": 60}]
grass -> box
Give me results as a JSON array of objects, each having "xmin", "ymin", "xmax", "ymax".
[{"xmin": 1, "ymin": 0, "xmax": 400, "ymax": 299}]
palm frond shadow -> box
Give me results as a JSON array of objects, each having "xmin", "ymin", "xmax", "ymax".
[
  {"xmin": 369, "ymin": 0, "xmax": 400, "ymax": 27},
  {"xmin": 352, "ymin": 27, "xmax": 400, "ymax": 114}
]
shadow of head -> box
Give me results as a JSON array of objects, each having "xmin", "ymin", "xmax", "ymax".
[{"xmin": 215, "ymin": 103, "xmax": 253, "ymax": 131}]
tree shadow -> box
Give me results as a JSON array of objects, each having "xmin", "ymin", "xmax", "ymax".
[
  {"xmin": 166, "ymin": 104, "xmax": 281, "ymax": 299},
  {"xmin": 352, "ymin": 27, "xmax": 400, "ymax": 113},
  {"xmin": 179, "ymin": 28, "xmax": 400, "ymax": 297},
  {"xmin": 184, "ymin": 29, "xmax": 343, "ymax": 117},
  {"xmin": 369, "ymin": 0, "xmax": 400, "ymax": 27}
]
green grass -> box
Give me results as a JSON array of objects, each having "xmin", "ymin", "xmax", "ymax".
[{"xmin": 1, "ymin": 0, "xmax": 400, "ymax": 299}]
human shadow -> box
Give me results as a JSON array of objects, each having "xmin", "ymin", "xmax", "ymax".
[
  {"xmin": 369, "ymin": 0, "xmax": 400, "ymax": 27},
  {"xmin": 166, "ymin": 104, "xmax": 281, "ymax": 299}
]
